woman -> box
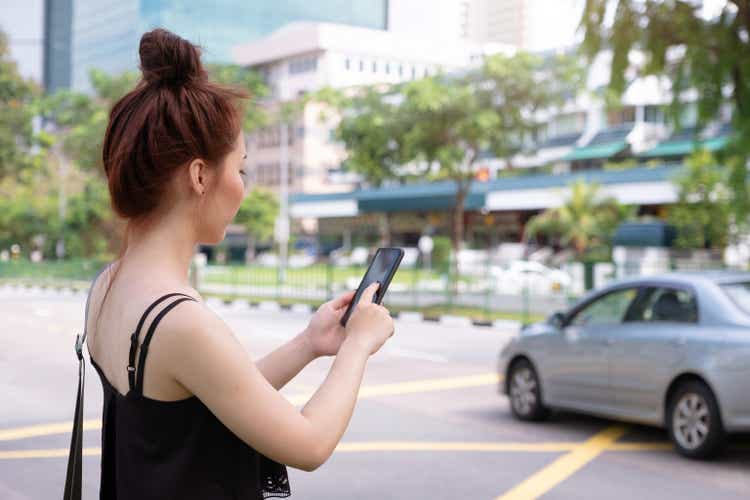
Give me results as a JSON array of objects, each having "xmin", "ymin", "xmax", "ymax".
[{"xmin": 84, "ymin": 28, "xmax": 395, "ymax": 499}]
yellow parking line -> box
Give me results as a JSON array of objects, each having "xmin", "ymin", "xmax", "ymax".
[
  {"xmin": 608, "ymin": 442, "xmax": 672, "ymax": 452},
  {"xmin": 0, "ymin": 373, "xmax": 502, "ymax": 441},
  {"xmin": 334, "ymin": 442, "xmax": 577, "ymax": 452},
  {"xmin": 0, "ymin": 419, "xmax": 101, "ymax": 442},
  {"xmin": 3, "ymin": 438, "xmax": 743, "ymax": 461},
  {"xmin": 496, "ymin": 425, "xmax": 628, "ymax": 500},
  {"xmin": 0, "ymin": 447, "xmax": 101, "ymax": 460},
  {"xmin": 288, "ymin": 372, "xmax": 501, "ymax": 405}
]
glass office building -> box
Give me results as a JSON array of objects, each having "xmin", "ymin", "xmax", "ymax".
[{"xmin": 70, "ymin": 0, "xmax": 388, "ymax": 91}]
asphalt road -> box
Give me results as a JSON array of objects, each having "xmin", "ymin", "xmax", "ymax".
[{"xmin": 0, "ymin": 286, "xmax": 748, "ymax": 499}]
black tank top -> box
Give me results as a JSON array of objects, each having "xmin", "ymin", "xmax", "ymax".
[{"xmin": 89, "ymin": 292, "xmax": 291, "ymax": 499}]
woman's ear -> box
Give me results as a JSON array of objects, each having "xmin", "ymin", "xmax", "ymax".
[{"xmin": 188, "ymin": 158, "xmax": 209, "ymax": 196}]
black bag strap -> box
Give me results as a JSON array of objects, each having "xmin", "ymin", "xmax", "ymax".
[{"xmin": 63, "ymin": 262, "xmax": 112, "ymax": 500}]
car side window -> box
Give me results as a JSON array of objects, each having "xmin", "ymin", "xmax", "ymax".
[
  {"xmin": 569, "ymin": 288, "xmax": 638, "ymax": 327},
  {"xmin": 626, "ymin": 287, "xmax": 698, "ymax": 323}
]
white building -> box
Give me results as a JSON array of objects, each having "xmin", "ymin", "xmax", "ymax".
[{"xmin": 232, "ymin": 21, "xmax": 508, "ymax": 194}]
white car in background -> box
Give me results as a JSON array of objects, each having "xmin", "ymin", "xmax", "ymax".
[{"xmin": 491, "ymin": 260, "xmax": 572, "ymax": 295}]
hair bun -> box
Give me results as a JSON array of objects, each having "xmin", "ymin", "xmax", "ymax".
[{"xmin": 139, "ymin": 28, "xmax": 206, "ymax": 86}]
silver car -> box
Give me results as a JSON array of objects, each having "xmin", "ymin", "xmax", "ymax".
[{"xmin": 498, "ymin": 272, "xmax": 750, "ymax": 459}]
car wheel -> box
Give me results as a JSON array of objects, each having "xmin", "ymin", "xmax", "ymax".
[
  {"xmin": 667, "ymin": 381, "xmax": 725, "ymax": 459},
  {"xmin": 508, "ymin": 359, "xmax": 548, "ymax": 421}
]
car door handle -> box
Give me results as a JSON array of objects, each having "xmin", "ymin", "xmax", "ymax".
[{"xmin": 671, "ymin": 338, "xmax": 686, "ymax": 347}]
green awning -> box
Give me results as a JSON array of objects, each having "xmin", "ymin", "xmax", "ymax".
[
  {"xmin": 639, "ymin": 135, "xmax": 729, "ymax": 158},
  {"xmin": 561, "ymin": 141, "xmax": 628, "ymax": 161},
  {"xmin": 358, "ymin": 192, "xmax": 485, "ymax": 213},
  {"xmin": 613, "ymin": 222, "xmax": 677, "ymax": 248}
]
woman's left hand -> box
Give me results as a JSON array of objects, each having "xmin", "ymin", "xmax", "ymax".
[{"xmin": 302, "ymin": 290, "xmax": 356, "ymax": 357}]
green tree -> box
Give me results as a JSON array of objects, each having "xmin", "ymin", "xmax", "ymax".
[
  {"xmin": 32, "ymin": 70, "xmax": 137, "ymax": 258},
  {"xmin": 668, "ymin": 149, "xmax": 731, "ymax": 249},
  {"xmin": 325, "ymin": 85, "xmax": 410, "ymax": 245},
  {"xmin": 235, "ymin": 187, "xmax": 279, "ymax": 261},
  {"xmin": 580, "ymin": 0, "xmax": 750, "ymax": 223},
  {"xmin": 399, "ymin": 53, "xmax": 582, "ymax": 272},
  {"xmin": 323, "ymin": 53, "xmax": 582, "ymax": 273},
  {"xmin": 0, "ymin": 162, "xmax": 58, "ymax": 256},
  {"xmin": 0, "ymin": 30, "xmax": 40, "ymax": 180},
  {"xmin": 525, "ymin": 180, "xmax": 634, "ymax": 257}
]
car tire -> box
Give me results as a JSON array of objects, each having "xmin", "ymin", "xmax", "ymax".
[
  {"xmin": 667, "ymin": 380, "xmax": 725, "ymax": 459},
  {"xmin": 508, "ymin": 359, "xmax": 548, "ymax": 421}
]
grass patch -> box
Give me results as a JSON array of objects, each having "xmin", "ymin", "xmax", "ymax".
[
  {"xmin": 201, "ymin": 264, "xmax": 483, "ymax": 287},
  {"xmin": 200, "ymin": 291, "xmax": 542, "ymax": 324}
]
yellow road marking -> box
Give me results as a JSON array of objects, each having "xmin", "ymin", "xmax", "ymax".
[
  {"xmin": 0, "ymin": 447, "xmax": 101, "ymax": 460},
  {"xmin": 496, "ymin": 425, "xmax": 629, "ymax": 500},
  {"xmin": 334, "ymin": 442, "xmax": 577, "ymax": 452},
  {"xmin": 0, "ymin": 373, "xmax": 501, "ymax": 441},
  {"xmin": 0, "ymin": 419, "xmax": 101, "ymax": 442},
  {"xmin": 608, "ymin": 442, "xmax": 672, "ymax": 451},
  {"xmin": 287, "ymin": 372, "xmax": 501, "ymax": 405},
  {"xmin": 2, "ymin": 438, "xmax": 745, "ymax": 461}
]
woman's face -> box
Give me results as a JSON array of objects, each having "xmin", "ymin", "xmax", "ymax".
[{"xmin": 198, "ymin": 131, "xmax": 249, "ymax": 244}]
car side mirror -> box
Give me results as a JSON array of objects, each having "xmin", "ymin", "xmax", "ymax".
[{"xmin": 548, "ymin": 311, "xmax": 566, "ymax": 329}]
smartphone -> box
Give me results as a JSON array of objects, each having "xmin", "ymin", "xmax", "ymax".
[{"xmin": 339, "ymin": 247, "xmax": 404, "ymax": 327}]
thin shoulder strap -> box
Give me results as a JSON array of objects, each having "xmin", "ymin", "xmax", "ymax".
[
  {"xmin": 134, "ymin": 295, "xmax": 197, "ymax": 395},
  {"xmin": 64, "ymin": 262, "xmax": 113, "ymax": 500},
  {"xmin": 127, "ymin": 292, "xmax": 194, "ymax": 391}
]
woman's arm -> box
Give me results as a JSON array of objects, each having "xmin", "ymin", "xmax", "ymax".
[
  {"xmin": 256, "ymin": 290, "xmax": 357, "ymax": 390},
  {"xmin": 256, "ymin": 330, "xmax": 316, "ymax": 391},
  {"xmin": 165, "ymin": 283, "xmax": 392, "ymax": 472}
]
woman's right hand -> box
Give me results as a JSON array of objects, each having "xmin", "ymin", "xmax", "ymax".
[{"xmin": 344, "ymin": 282, "xmax": 395, "ymax": 355}]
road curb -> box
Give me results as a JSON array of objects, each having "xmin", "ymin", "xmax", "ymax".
[{"xmin": 8, "ymin": 283, "xmax": 521, "ymax": 331}]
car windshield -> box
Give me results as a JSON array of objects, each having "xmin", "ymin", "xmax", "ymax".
[{"xmin": 720, "ymin": 281, "xmax": 750, "ymax": 315}]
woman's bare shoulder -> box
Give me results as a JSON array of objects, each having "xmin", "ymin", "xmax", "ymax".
[{"xmin": 151, "ymin": 294, "xmax": 239, "ymax": 351}]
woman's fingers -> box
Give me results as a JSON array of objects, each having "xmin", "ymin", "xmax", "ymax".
[
  {"xmin": 330, "ymin": 289, "xmax": 356, "ymax": 310},
  {"xmin": 358, "ymin": 282, "xmax": 380, "ymax": 305}
]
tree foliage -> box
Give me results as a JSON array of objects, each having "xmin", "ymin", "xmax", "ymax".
[
  {"xmin": 525, "ymin": 180, "xmax": 634, "ymax": 257},
  {"xmin": 327, "ymin": 52, "xmax": 583, "ymax": 265},
  {"xmin": 668, "ymin": 149, "xmax": 731, "ymax": 249},
  {"xmin": 235, "ymin": 187, "xmax": 279, "ymax": 259},
  {"xmin": 580, "ymin": 0, "xmax": 750, "ymax": 221},
  {"xmin": 0, "ymin": 31, "xmax": 40, "ymax": 180}
]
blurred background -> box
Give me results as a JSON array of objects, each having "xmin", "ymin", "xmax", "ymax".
[
  {"xmin": 3, "ymin": 2, "xmax": 750, "ymax": 499},
  {"xmin": 0, "ymin": 0, "xmax": 746, "ymax": 322},
  {"xmin": 0, "ymin": 0, "xmax": 750, "ymax": 321}
]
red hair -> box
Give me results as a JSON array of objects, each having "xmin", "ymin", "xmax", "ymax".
[{"xmin": 94, "ymin": 28, "xmax": 248, "ymax": 337}]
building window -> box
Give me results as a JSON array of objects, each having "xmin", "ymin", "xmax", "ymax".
[
  {"xmin": 359, "ymin": 60, "xmax": 365, "ymax": 72},
  {"xmin": 411, "ymin": 66, "xmax": 416, "ymax": 79},
  {"xmin": 289, "ymin": 56, "xmax": 317, "ymax": 75},
  {"xmin": 385, "ymin": 62, "xmax": 390, "ymax": 74},
  {"xmin": 398, "ymin": 64, "xmax": 403, "ymax": 77},
  {"xmin": 372, "ymin": 61, "xmax": 377, "ymax": 73},
  {"xmin": 607, "ymin": 106, "xmax": 636, "ymax": 126},
  {"xmin": 644, "ymin": 105, "xmax": 664, "ymax": 123},
  {"xmin": 344, "ymin": 57, "xmax": 350, "ymax": 70}
]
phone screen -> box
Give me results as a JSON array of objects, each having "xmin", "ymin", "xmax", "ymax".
[{"xmin": 339, "ymin": 248, "xmax": 404, "ymax": 327}]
